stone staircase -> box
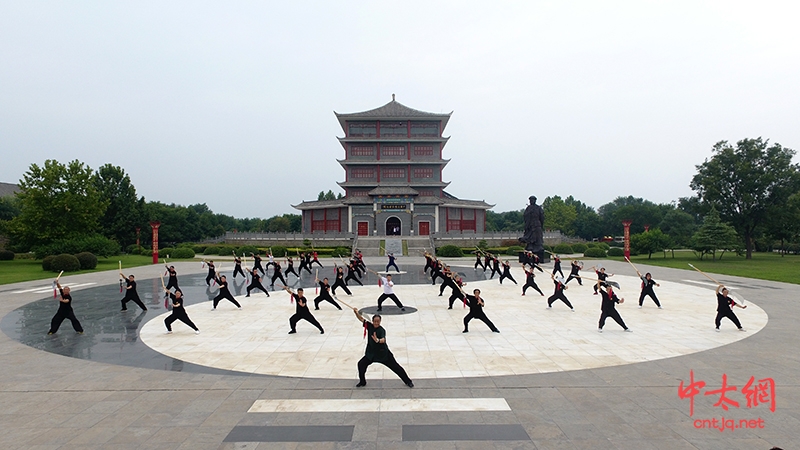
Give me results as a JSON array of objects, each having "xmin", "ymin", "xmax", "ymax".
[{"xmin": 353, "ymin": 236, "xmax": 434, "ymax": 257}]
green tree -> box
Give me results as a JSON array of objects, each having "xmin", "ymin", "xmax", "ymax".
[
  {"xmin": 486, "ymin": 209, "xmax": 524, "ymax": 231},
  {"xmin": 630, "ymin": 229, "xmax": 671, "ymax": 259},
  {"xmin": 764, "ymin": 192, "xmax": 800, "ymax": 254},
  {"xmin": 658, "ymin": 209, "xmax": 697, "ymax": 248},
  {"xmin": 690, "ymin": 208, "xmax": 740, "ymax": 260},
  {"xmin": 597, "ymin": 196, "xmax": 670, "ymax": 236},
  {"xmin": 8, "ymin": 160, "xmax": 107, "ymax": 251},
  {"xmin": 565, "ymin": 196, "xmax": 603, "ymax": 240},
  {"xmin": 690, "ymin": 138, "xmax": 800, "ymax": 259},
  {"xmin": 94, "ymin": 164, "xmax": 142, "ymax": 247},
  {"xmin": 542, "ymin": 195, "xmax": 577, "ymax": 235}
]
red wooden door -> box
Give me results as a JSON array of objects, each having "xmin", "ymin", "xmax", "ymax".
[
  {"xmin": 418, "ymin": 221, "xmax": 430, "ymax": 236},
  {"xmin": 357, "ymin": 222, "xmax": 369, "ymax": 236}
]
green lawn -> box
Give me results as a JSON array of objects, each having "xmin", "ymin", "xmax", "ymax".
[
  {"xmin": 0, "ymin": 255, "xmax": 160, "ymax": 286},
  {"xmin": 604, "ymin": 250, "xmax": 800, "ymax": 285}
]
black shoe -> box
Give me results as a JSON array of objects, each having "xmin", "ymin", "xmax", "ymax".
[
  {"xmin": 492, "ymin": 329, "xmax": 500, "ymax": 333},
  {"xmin": 447, "ymin": 306, "xmax": 453, "ymax": 310},
  {"xmin": 288, "ymin": 330, "xmax": 296, "ymax": 334},
  {"xmin": 401, "ymin": 307, "xmax": 405, "ymax": 311},
  {"xmin": 406, "ymin": 381, "xmax": 414, "ymax": 388},
  {"xmin": 462, "ymin": 329, "xmax": 468, "ymax": 333},
  {"xmin": 356, "ymin": 381, "xmax": 366, "ymax": 388},
  {"xmin": 246, "ymin": 294, "xmax": 250, "ymax": 297},
  {"xmin": 314, "ymin": 307, "xmax": 320, "ymax": 310},
  {"xmin": 438, "ymin": 293, "xmax": 443, "ymax": 296},
  {"xmin": 377, "ymin": 308, "xmax": 382, "ymax": 311},
  {"xmin": 320, "ymin": 330, "xmax": 325, "ymax": 334},
  {"xmin": 47, "ymin": 332, "xmax": 54, "ymax": 335},
  {"xmin": 142, "ymin": 308, "xmax": 148, "ymax": 311},
  {"xmin": 120, "ymin": 309, "xmax": 127, "ymax": 312}
]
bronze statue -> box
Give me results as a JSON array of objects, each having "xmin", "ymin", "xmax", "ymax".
[{"xmin": 520, "ymin": 196, "xmax": 544, "ymax": 256}]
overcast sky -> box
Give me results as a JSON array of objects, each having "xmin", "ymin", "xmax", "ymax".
[{"xmin": 2, "ymin": 1, "xmax": 798, "ymax": 218}]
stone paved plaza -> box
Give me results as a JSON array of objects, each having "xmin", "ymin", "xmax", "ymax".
[{"xmin": 0, "ymin": 256, "xmax": 797, "ymax": 449}]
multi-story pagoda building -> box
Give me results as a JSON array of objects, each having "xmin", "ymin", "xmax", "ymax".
[{"xmin": 294, "ymin": 96, "xmax": 492, "ymax": 237}]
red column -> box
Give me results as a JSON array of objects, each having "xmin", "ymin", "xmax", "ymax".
[
  {"xmin": 150, "ymin": 221, "xmax": 161, "ymax": 264},
  {"xmin": 135, "ymin": 227, "xmax": 141, "ymax": 249},
  {"xmin": 622, "ymin": 220, "xmax": 632, "ymax": 259}
]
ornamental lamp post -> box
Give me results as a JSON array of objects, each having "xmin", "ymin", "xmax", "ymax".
[
  {"xmin": 622, "ymin": 220, "xmax": 633, "ymax": 260},
  {"xmin": 150, "ymin": 221, "xmax": 161, "ymax": 264}
]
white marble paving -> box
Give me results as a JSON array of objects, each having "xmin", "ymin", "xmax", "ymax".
[
  {"xmin": 139, "ymin": 269, "xmax": 768, "ymax": 379},
  {"xmin": 248, "ymin": 398, "xmax": 511, "ymax": 413}
]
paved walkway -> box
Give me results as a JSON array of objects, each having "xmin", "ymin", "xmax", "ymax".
[{"xmin": 0, "ymin": 257, "xmax": 797, "ymax": 449}]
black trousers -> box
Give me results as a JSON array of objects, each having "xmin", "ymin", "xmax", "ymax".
[
  {"xmin": 464, "ymin": 311, "xmax": 497, "ymax": 332},
  {"xmin": 599, "ymin": 309, "xmax": 628, "ymax": 330},
  {"xmin": 715, "ymin": 310, "xmax": 742, "ymax": 329},
  {"xmin": 311, "ymin": 259, "xmax": 323, "ymax": 268},
  {"xmin": 290, "ymin": 312, "xmax": 323, "ymax": 332},
  {"xmin": 121, "ymin": 293, "xmax": 147, "ymax": 311},
  {"xmin": 165, "ymin": 278, "xmax": 179, "ymax": 291},
  {"xmin": 448, "ymin": 291, "xmax": 465, "ymax": 308},
  {"xmin": 271, "ymin": 272, "xmax": 286, "ymax": 287},
  {"xmin": 49, "ymin": 308, "xmax": 83, "ymax": 333},
  {"xmin": 247, "ymin": 281, "xmax": 269, "ymax": 296},
  {"xmin": 332, "ymin": 278, "xmax": 352, "ymax": 295},
  {"xmin": 499, "ymin": 272, "xmax": 517, "ymax": 284},
  {"xmin": 439, "ymin": 280, "xmax": 451, "ymax": 295},
  {"xmin": 552, "ymin": 267, "xmax": 564, "ymax": 277},
  {"xmin": 345, "ymin": 273, "xmax": 363, "ymax": 286},
  {"xmin": 547, "ymin": 291, "xmax": 573, "ymax": 309},
  {"xmin": 233, "ymin": 265, "xmax": 246, "ymax": 279},
  {"xmin": 357, "ymin": 354, "xmax": 411, "ymax": 384},
  {"xmin": 253, "ymin": 263, "xmax": 265, "ymax": 275},
  {"xmin": 474, "ymin": 259, "xmax": 484, "ymax": 269},
  {"xmin": 431, "ymin": 271, "xmax": 443, "ymax": 285},
  {"xmin": 165, "ymin": 311, "xmax": 197, "ymax": 331},
  {"xmin": 314, "ymin": 293, "xmax": 342, "ymax": 310},
  {"xmin": 565, "ymin": 274, "xmax": 582, "ymax": 285},
  {"xmin": 205, "ymin": 271, "xmax": 216, "ymax": 285},
  {"xmin": 378, "ymin": 293, "xmax": 403, "ymax": 309},
  {"xmin": 639, "ymin": 289, "xmax": 661, "ymax": 307},
  {"xmin": 213, "ymin": 292, "xmax": 241, "ymax": 308},
  {"xmin": 284, "ymin": 267, "xmax": 299, "ymax": 278},
  {"xmin": 424, "ymin": 260, "xmax": 433, "ymax": 273},
  {"xmin": 386, "ymin": 262, "xmax": 400, "ymax": 272},
  {"xmin": 488, "ymin": 267, "xmax": 499, "ymax": 279},
  {"xmin": 523, "ymin": 281, "xmax": 543, "ymax": 295},
  {"xmin": 299, "ymin": 263, "xmax": 313, "ymax": 274}
]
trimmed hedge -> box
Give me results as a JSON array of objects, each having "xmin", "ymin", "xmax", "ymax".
[
  {"xmin": 34, "ymin": 234, "xmax": 121, "ymax": 259},
  {"xmin": 75, "ymin": 252, "xmax": 98, "ymax": 270},
  {"xmin": 506, "ymin": 245, "xmax": 524, "ymax": 256},
  {"xmin": 237, "ymin": 245, "xmax": 259, "ymax": 256},
  {"xmin": 437, "ymin": 245, "xmax": 464, "ymax": 257},
  {"xmin": 607, "ymin": 247, "xmax": 624, "ymax": 256},
  {"xmin": 332, "ymin": 246, "xmax": 352, "ymax": 257},
  {"xmin": 203, "ymin": 247, "xmax": 218, "ymax": 255},
  {"xmin": 51, "ymin": 254, "xmax": 81, "ymax": 272},
  {"xmin": 571, "ymin": 243, "xmax": 588, "ymax": 253},
  {"xmin": 42, "ymin": 255, "xmax": 56, "ymax": 271},
  {"xmin": 125, "ymin": 244, "xmax": 140, "ymax": 255},
  {"xmin": 193, "ymin": 245, "xmax": 207, "ymax": 253},
  {"xmin": 158, "ymin": 247, "xmax": 176, "ymax": 258},
  {"xmin": 171, "ymin": 247, "xmax": 196, "ymax": 259},
  {"xmin": 597, "ymin": 242, "xmax": 610, "ymax": 250},
  {"xmin": 0, "ymin": 250, "xmax": 14, "ymax": 261},
  {"xmin": 553, "ymin": 244, "xmax": 574, "ymax": 254},
  {"xmin": 583, "ymin": 247, "xmax": 607, "ymax": 258},
  {"xmin": 270, "ymin": 246, "xmax": 288, "ymax": 257}
]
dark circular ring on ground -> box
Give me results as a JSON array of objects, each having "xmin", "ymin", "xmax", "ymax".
[
  {"xmin": 358, "ymin": 306, "xmax": 418, "ymax": 315},
  {"xmin": 1, "ymin": 267, "xmax": 490, "ymax": 375}
]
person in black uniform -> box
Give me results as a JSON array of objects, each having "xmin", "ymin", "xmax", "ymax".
[
  {"xmin": 345, "ymin": 261, "xmax": 363, "ymax": 286},
  {"xmin": 430, "ymin": 259, "xmax": 444, "ymax": 285},
  {"xmin": 304, "ymin": 252, "xmax": 314, "ymax": 273},
  {"xmin": 313, "ymin": 276, "xmax": 342, "ymax": 310},
  {"xmin": 438, "ymin": 265, "xmax": 453, "ymax": 296},
  {"xmin": 498, "ymin": 260, "xmax": 517, "ymax": 285},
  {"xmin": 163, "ymin": 288, "xmax": 199, "ymax": 334},
  {"xmin": 212, "ymin": 274, "xmax": 241, "ymax": 310},
  {"xmin": 331, "ymin": 264, "xmax": 352, "ymax": 296},
  {"xmin": 473, "ymin": 251, "xmax": 485, "ymax": 270},
  {"xmin": 521, "ymin": 264, "xmax": 544, "ymax": 296},
  {"xmin": 311, "ymin": 251, "xmax": 324, "ymax": 268},
  {"xmin": 715, "ymin": 285, "xmax": 747, "ymax": 331},
  {"xmin": 488, "ymin": 255, "xmax": 501, "ymax": 279},
  {"xmin": 232, "ymin": 254, "xmax": 246, "ymax": 279},
  {"xmin": 48, "ymin": 281, "xmax": 84, "ymax": 335},
  {"xmin": 270, "ymin": 260, "xmax": 286, "ymax": 288},
  {"xmin": 204, "ymin": 260, "xmax": 216, "ymax": 285},
  {"xmin": 463, "ymin": 288, "xmax": 499, "ymax": 333},
  {"xmin": 386, "ymin": 253, "xmax": 400, "ymax": 272},
  {"xmin": 120, "ymin": 273, "xmax": 147, "ymax": 312},
  {"xmin": 592, "ymin": 266, "xmax": 614, "ymax": 295},
  {"xmin": 445, "ymin": 272, "xmax": 466, "ymax": 309},
  {"xmin": 483, "ymin": 253, "xmax": 492, "ymax": 272},
  {"xmin": 165, "ymin": 264, "xmax": 179, "ymax": 292},
  {"xmin": 551, "ymin": 253, "xmax": 564, "ymax": 277},
  {"xmin": 251, "ymin": 253, "xmax": 265, "ymax": 275},
  {"xmin": 284, "ymin": 257, "xmax": 300, "ymax": 279},
  {"xmin": 598, "ymin": 284, "xmax": 630, "ymax": 332},
  {"xmin": 637, "ymin": 272, "xmax": 662, "ymax": 308},
  {"xmin": 547, "ymin": 273, "xmax": 573, "ymax": 311},
  {"xmin": 423, "ymin": 251, "xmax": 435, "ymax": 273},
  {"xmin": 245, "ymin": 267, "xmax": 270, "ymax": 297},
  {"xmin": 285, "ymin": 287, "xmax": 324, "ymax": 334},
  {"xmin": 353, "ymin": 308, "xmax": 413, "ymax": 388},
  {"xmin": 565, "ymin": 260, "xmax": 583, "ymax": 285}
]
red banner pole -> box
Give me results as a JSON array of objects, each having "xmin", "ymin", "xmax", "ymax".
[
  {"xmin": 622, "ymin": 220, "xmax": 632, "ymax": 260},
  {"xmin": 150, "ymin": 221, "xmax": 161, "ymax": 264}
]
